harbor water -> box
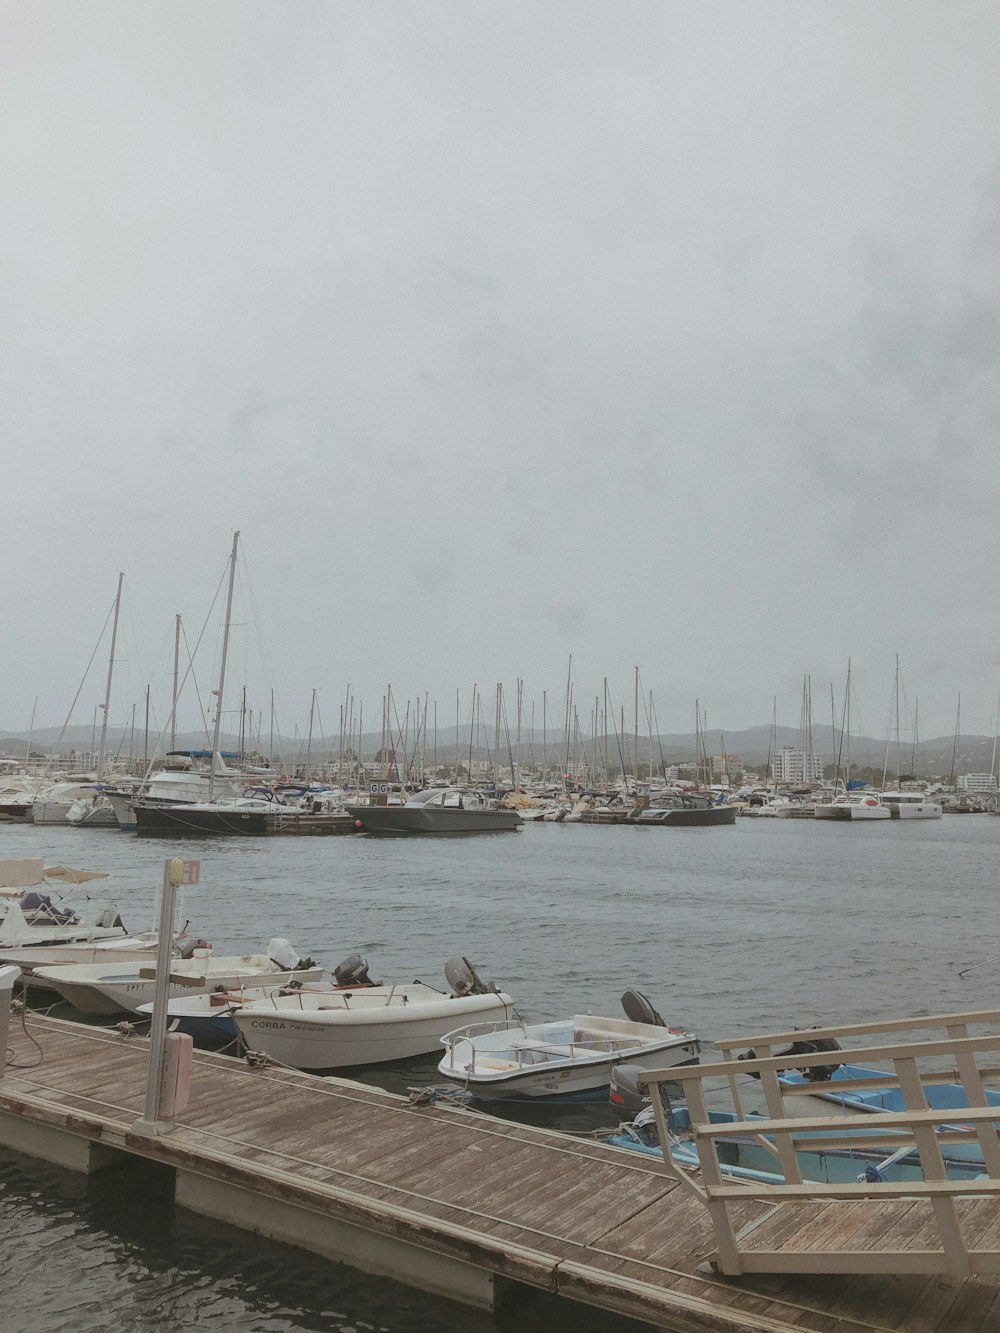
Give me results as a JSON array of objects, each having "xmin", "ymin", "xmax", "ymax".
[{"xmin": 2, "ymin": 816, "xmax": 998, "ymax": 1331}]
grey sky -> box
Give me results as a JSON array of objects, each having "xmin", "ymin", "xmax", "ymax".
[{"xmin": 3, "ymin": 1, "xmax": 999, "ymax": 742}]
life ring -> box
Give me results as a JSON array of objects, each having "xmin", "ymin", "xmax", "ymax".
[{"xmin": 866, "ymin": 798, "xmax": 878, "ymax": 807}]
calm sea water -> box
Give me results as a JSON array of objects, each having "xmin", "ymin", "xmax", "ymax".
[{"xmin": 2, "ymin": 816, "xmax": 998, "ymax": 1331}]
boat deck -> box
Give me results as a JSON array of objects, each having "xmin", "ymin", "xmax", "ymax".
[{"xmin": 3, "ymin": 1015, "xmax": 1000, "ymax": 1331}]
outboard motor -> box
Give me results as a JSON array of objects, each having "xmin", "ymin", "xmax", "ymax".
[
  {"xmin": 610, "ymin": 1063, "xmax": 650, "ymax": 1115},
  {"xmin": 737, "ymin": 1032, "xmax": 843, "ymax": 1082},
  {"xmin": 621, "ymin": 989, "xmax": 666, "ymax": 1027},
  {"xmin": 444, "ymin": 956, "xmax": 498, "ymax": 997},
  {"xmin": 179, "ymin": 938, "xmax": 212, "ymax": 960},
  {"xmin": 334, "ymin": 953, "xmax": 373, "ymax": 987}
]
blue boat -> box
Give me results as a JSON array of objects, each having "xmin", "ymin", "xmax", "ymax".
[
  {"xmin": 778, "ymin": 1062, "xmax": 1000, "ymax": 1120},
  {"xmin": 135, "ymin": 992, "xmax": 245, "ymax": 1043},
  {"xmin": 606, "ymin": 1104, "xmax": 989, "ymax": 1185}
]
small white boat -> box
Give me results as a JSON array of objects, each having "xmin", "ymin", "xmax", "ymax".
[
  {"xmin": 32, "ymin": 938, "xmax": 323, "ymax": 1015},
  {"xmin": 438, "ymin": 991, "xmax": 700, "ymax": 1100},
  {"xmin": 232, "ymin": 957, "xmax": 513, "ymax": 1069}
]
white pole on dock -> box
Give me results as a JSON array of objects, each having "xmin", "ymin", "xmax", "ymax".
[
  {"xmin": 0, "ymin": 965, "xmax": 19, "ymax": 1079},
  {"xmin": 136, "ymin": 857, "xmax": 189, "ymax": 1135}
]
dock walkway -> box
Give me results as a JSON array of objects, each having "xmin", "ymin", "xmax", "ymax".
[{"xmin": 3, "ymin": 1016, "xmax": 1000, "ymax": 1331}]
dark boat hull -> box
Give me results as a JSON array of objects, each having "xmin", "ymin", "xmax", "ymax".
[
  {"xmin": 630, "ymin": 806, "xmax": 737, "ymax": 827},
  {"xmin": 345, "ymin": 806, "xmax": 522, "ymax": 836},
  {"xmin": 133, "ymin": 804, "xmax": 277, "ymax": 836}
]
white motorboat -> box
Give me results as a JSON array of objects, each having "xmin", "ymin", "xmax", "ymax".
[
  {"xmin": 814, "ymin": 791, "xmax": 891, "ymax": 821},
  {"xmin": 134, "ymin": 953, "xmax": 386, "ymax": 1044},
  {"xmin": 231, "ymin": 956, "xmax": 513, "ymax": 1069},
  {"xmin": 32, "ymin": 781, "xmax": 105, "ymax": 826},
  {"xmin": 0, "ymin": 859, "xmax": 132, "ymax": 949},
  {"xmin": 438, "ymin": 991, "xmax": 700, "ymax": 1100},
  {"xmin": 32, "ymin": 938, "xmax": 323, "ymax": 1015}
]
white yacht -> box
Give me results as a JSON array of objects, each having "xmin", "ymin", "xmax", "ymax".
[
  {"xmin": 878, "ymin": 791, "xmax": 942, "ymax": 820},
  {"xmin": 814, "ymin": 791, "xmax": 891, "ymax": 821}
]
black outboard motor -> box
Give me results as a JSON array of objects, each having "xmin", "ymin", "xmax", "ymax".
[
  {"xmin": 334, "ymin": 953, "xmax": 375, "ymax": 987},
  {"xmin": 610, "ymin": 1063, "xmax": 651, "ymax": 1114},
  {"xmin": 621, "ymin": 990, "xmax": 666, "ymax": 1027},
  {"xmin": 737, "ymin": 1031, "xmax": 843, "ymax": 1082}
]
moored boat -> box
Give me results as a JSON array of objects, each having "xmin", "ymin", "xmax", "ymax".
[
  {"xmin": 627, "ymin": 792, "xmax": 736, "ymax": 827},
  {"xmin": 814, "ymin": 791, "xmax": 891, "ymax": 821},
  {"xmin": 778, "ymin": 1062, "xmax": 1000, "ymax": 1117},
  {"xmin": 878, "ymin": 791, "xmax": 942, "ymax": 820},
  {"xmin": 438, "ymin": 990, "xmax": 699, "ymax": 1100},
  {"xmin": 606, "ymin": 1103, "xmax": 989, "ymax": 1184},
  {"xmin": 32, "ymin": 938, "xmax": 322, "ymax": 1015},
  {"xmin": 346, "ymin": 788, "xmax": 522, "ymax": 836},
  {"xmin": 132, "ymin": 791, "xmax": 285, "ymax": 835},
  {"xmin": 232, "ymin": 956, "xmax": 513, "ymax": 1069}
]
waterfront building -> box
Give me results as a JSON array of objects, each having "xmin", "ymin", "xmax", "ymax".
[{"xmin": 774, "ymin": 746, "xmax": 824, "ymax": 784}]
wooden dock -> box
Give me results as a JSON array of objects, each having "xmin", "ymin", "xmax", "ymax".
[{"xmin": 4, "ymin": 1015, "xmax": 1000, "ymax": 1331}]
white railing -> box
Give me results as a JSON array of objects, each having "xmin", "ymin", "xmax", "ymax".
[{"xmin": 639, "ymin": 1009, "xmax": 1000, "ymax": 1280}]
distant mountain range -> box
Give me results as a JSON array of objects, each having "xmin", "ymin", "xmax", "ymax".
[{"xmin": 0, "ymin": 722, "xmax": 992, "ymax": 776}]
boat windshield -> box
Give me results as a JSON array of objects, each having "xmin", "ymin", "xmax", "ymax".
[{"xmin": 404, "ymin": 789, "xmax": 443, "ymax": 806}]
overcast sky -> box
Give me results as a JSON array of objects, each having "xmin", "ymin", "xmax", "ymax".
[{"xmin": 3, "ymin": 1, "xmax": 999, "ymax": 744}]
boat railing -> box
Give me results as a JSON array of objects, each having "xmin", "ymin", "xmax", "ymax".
[
  {"xmin": 638, "ymin": 1013, "xmax": 1000, "ymax": 1280},
  {"xmin": 440, "ymin": 1018, "xmax": 527, "ymax": 1068}
]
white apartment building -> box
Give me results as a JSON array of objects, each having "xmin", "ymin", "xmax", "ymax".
[
  {"xmin": 773, "ymin": 746, "xmax": 824, "ymax": 784},
  {"xmin": 957, "ymin": 773, "xmax": 997, "ymax": 792}
]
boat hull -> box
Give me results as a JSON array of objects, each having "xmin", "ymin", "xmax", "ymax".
[
  {"xmin": 35, "ymin": 963, "xmax": 325, "ymax": 1015},
  {"xmin": 31, "ymin": 801, "xmax": 74, "ymax": 825},
  {"xmin": 233, "ymin": 992, "xmax": 514, "ymax": 1069},
  {"xmin": 889, "ymin": 803, "xmax": 942, "ymax": 819},
  {"xmin": 630, "ymin": 807, "xmax": 737, "ymax": 827},
  {"xmin": 445, "ymin": 1043, "xmax": 700, "ymax": 1100},
  {"xmin": 345, "ymin": 806, "xmax": 522, "ymax": 836},
  {"xmin": 133, "ymin": 803, "xmax": 278, "ymax": 835}
]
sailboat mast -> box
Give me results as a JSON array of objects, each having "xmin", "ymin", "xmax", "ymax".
[
  {"xmin": 269, "ymin": 688, "xmax": 275, "ymax": 768},
  {"xmin": 208, "ymin": 531, "xmax": 239, "ymax": 801},
  {"xmin": 95, "ymin": 571, "xmax": 124, "ymax": 780},
  {"xmin": 305, "ymin": 689, "xmax": 316, "ymax": 783},
  {"xmin": 25, "ymin": 696, "xmax": 37, "ymax": 768},
  {"xmin": 170, "ymin": 613, "xmax": 181, "ymax": 751},
  {"xmin": 901, "ymin": 653, "xmax": 906, "ymax": 783}
]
